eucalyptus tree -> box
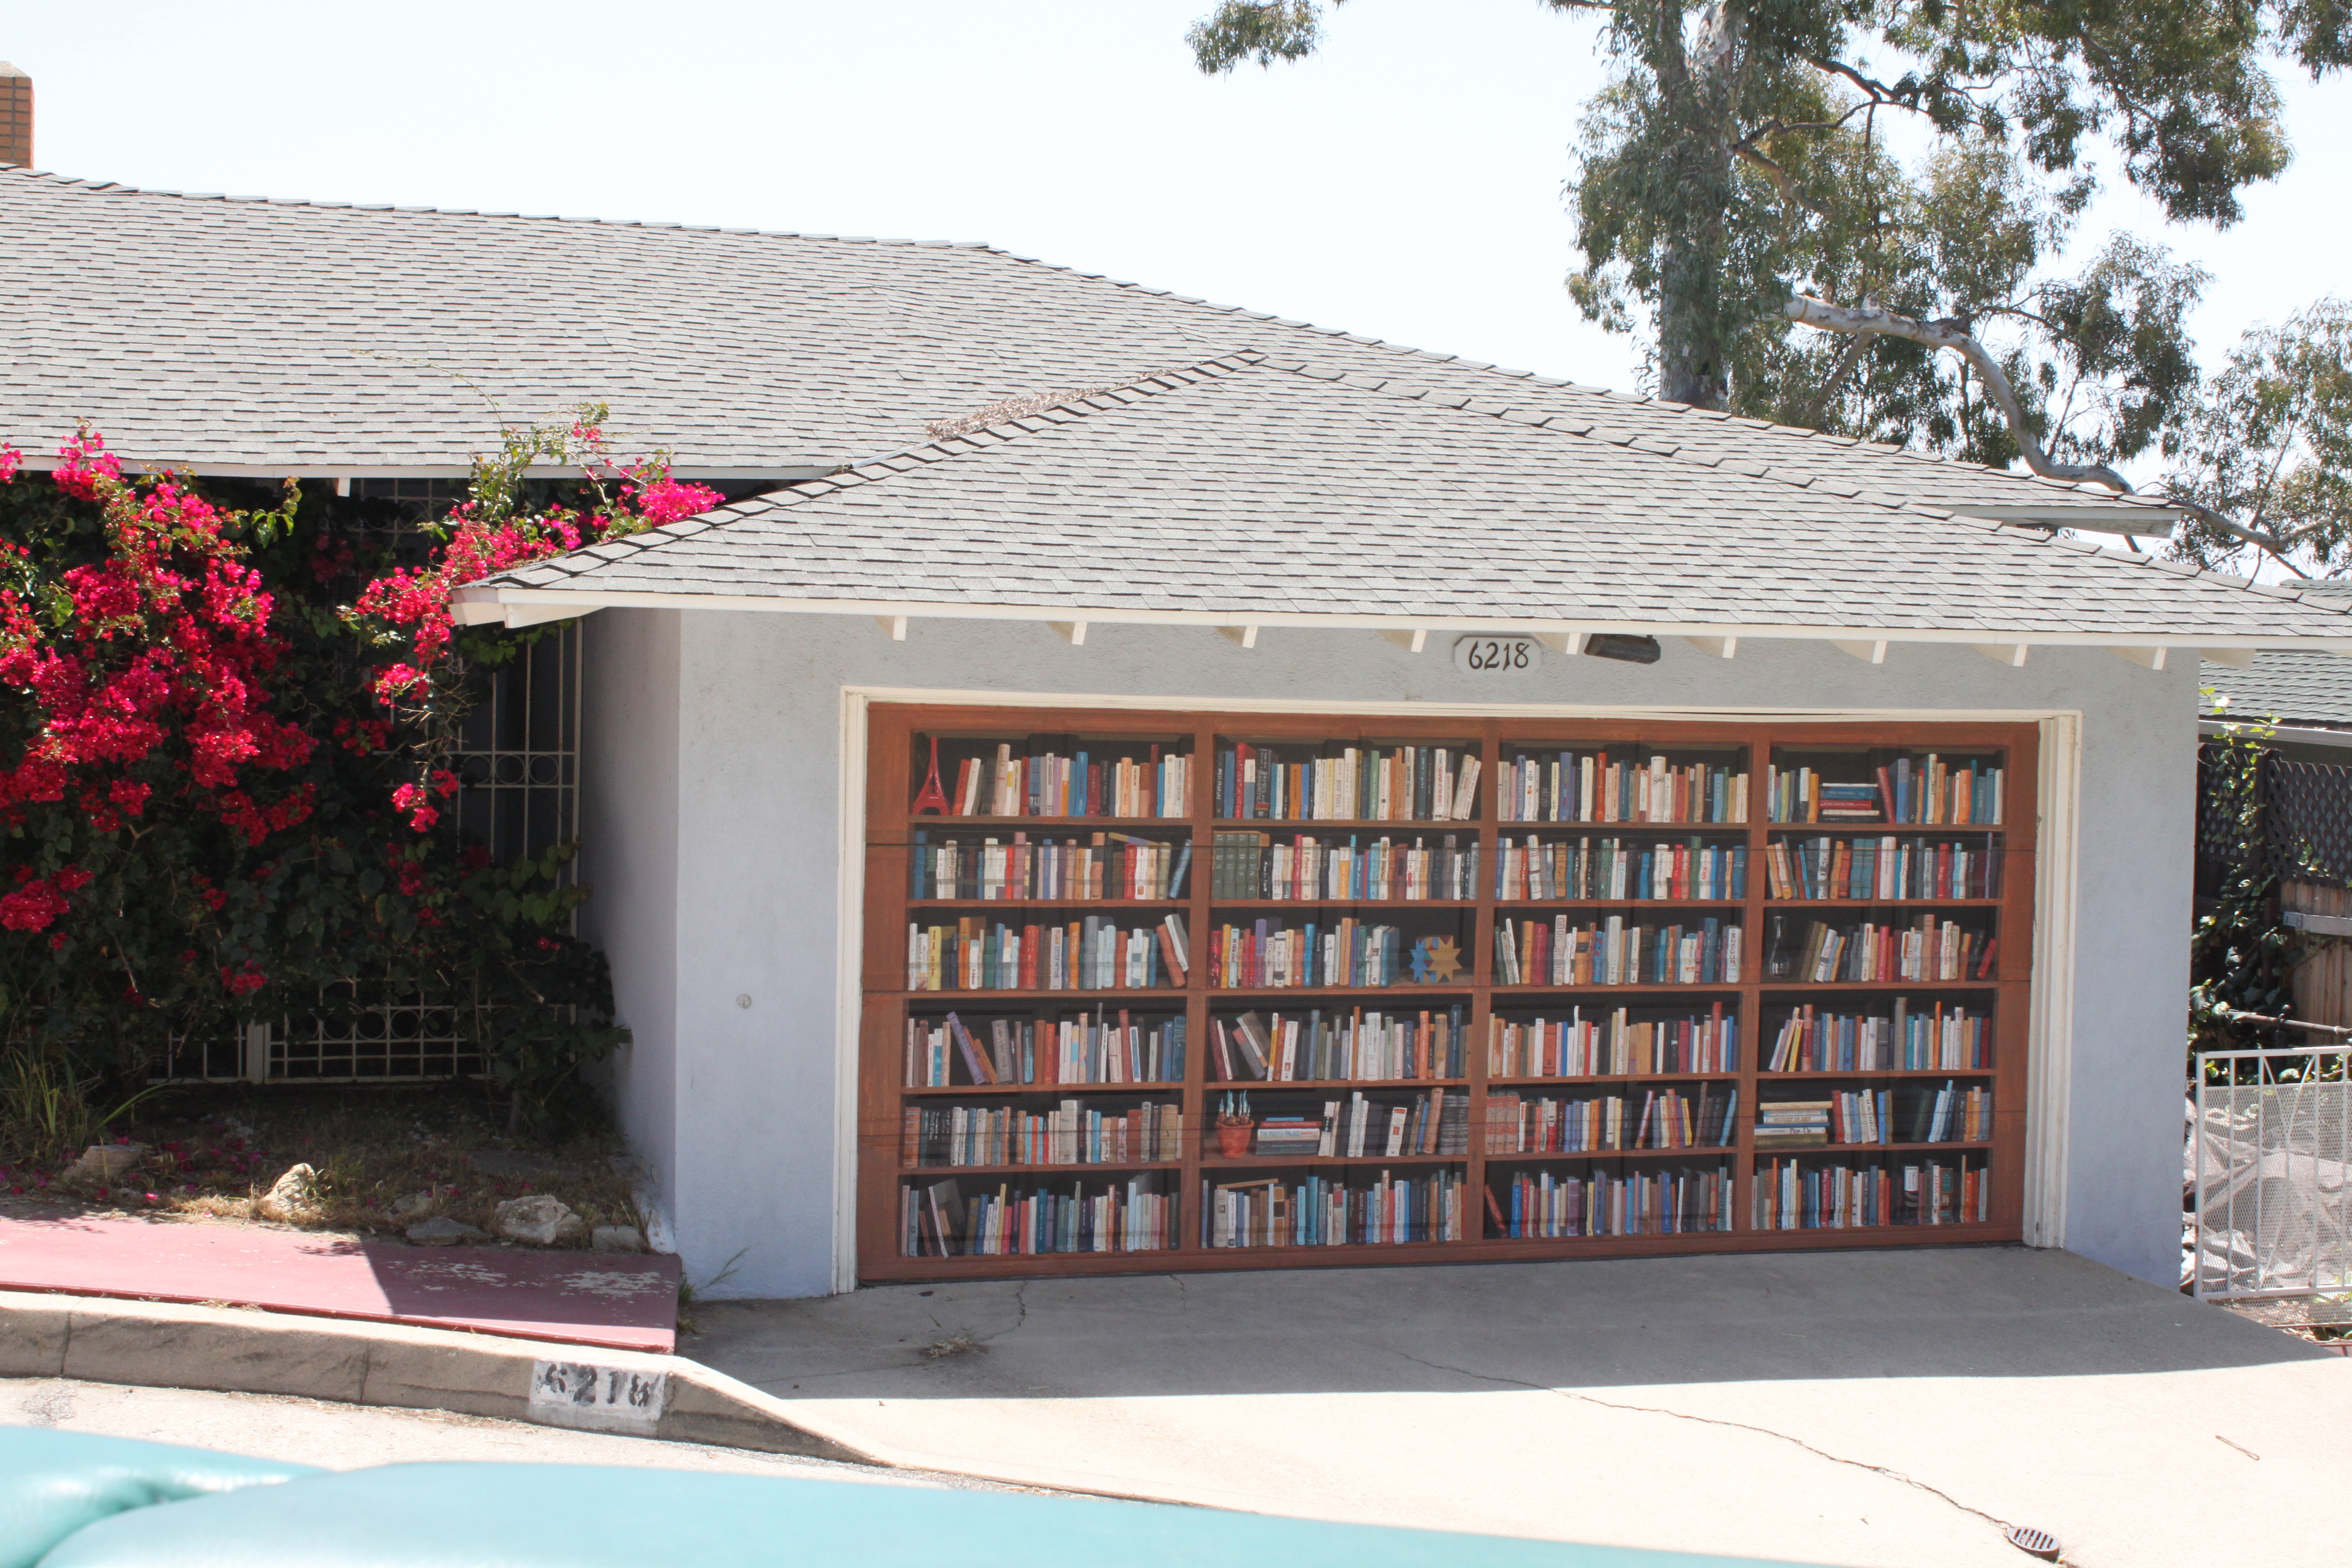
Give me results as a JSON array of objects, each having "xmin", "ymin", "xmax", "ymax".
[{"xmin": 1187, "ymin": 0, "xmax": 2349, "ymax": 546}]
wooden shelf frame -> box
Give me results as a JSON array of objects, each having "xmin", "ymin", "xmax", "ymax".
[{"xmin": 859, "ymin": 704, "xmax": 2035, "ymax": 1279}]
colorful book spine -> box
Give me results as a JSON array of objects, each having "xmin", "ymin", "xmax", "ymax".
[
  {"xmin": 1203, "ymin": 1168, "xmax": 1467, "ymax": 1247},
  {"xmin": 1489, "ymin": 1164, "xmax": 1734, "ymax": 1237},
  {"xmin": 1751, "ymin": 1156, "xmax": 1990, "ymax": 1229},
  {"xmin": 1493, "ymin": 916, "xmax": 1743, "ymax": 986},
  {"xmin": 903, "ymin": 1174, "xmax": 1177, "ymax": 1256},
  {"xmin": 1494, "ymin": 753, "xmax": 1747, "ymax": 825},
  {"xmin": 905, "ymin": 915, "xmax": 1187, "ymax": 991},
  {"xmin": 1485, "ymin": 1003, "xmax": 1737, "ymax": 1076}
]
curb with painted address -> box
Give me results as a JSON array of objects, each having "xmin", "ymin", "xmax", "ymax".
[{"xmin": 0, "ymin": 1288, "xmax": 876, "ymax": 1464}]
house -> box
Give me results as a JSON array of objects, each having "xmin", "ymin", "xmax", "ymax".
[{"xmin": 10, "ymin": 164, "xmax": 2352, "ymax": 1298}]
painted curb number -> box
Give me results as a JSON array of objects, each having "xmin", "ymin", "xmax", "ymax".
[{"xmin": 529, "ymin": 1359, "xmax": 669, "ymax": 1430}]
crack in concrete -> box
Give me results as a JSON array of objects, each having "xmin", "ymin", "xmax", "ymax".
[
  {"xmin": 751, "ymin": 1362, "xmax": 925, "ymax": 1390},
  {"xmin": 1387, "ymin": 1349, "xmax": 2043, "ymax": 1555}
]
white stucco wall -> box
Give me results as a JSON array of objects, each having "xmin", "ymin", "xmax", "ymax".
[
  {"xmin": 578, "ymin": 609, "xmax": 683, "ymax": 1240},
  {"xmin": 580, "ymin": 608, "xmax": 2196, "ymax": 1298}
]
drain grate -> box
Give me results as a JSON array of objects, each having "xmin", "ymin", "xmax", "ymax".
[{"xmin": 2003, "ymin": 1523, "xmax": 2060, "ymax": 1561}]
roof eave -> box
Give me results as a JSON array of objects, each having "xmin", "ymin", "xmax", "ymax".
[
  {"xmin": 446, "ymin": 583, "xmax": 2352, "ymax": 654},
  {"xmin": 7, "ymin": 459, "xmax": 845, "ymax": 482},
  {"xmin": 2199, "ymin": 719, "xmax": 2352, "ymax": 747}
]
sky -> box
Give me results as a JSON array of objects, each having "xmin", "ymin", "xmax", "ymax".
[{"xmin": 7, "ymin": 0, "xmax": 2348, "ymax": 415}]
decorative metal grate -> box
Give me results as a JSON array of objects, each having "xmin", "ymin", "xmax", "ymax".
[
  {"xmin": 272, "ymin": 980, "xmax": 482, "ymax": 1082},
  {"xmin": 450, "ymin": 621, "xmax": 581, "ymax": 868},
  {"xmin": 2192, "ymin": 1046, "xmax": 2352, "ymax": 1301}
]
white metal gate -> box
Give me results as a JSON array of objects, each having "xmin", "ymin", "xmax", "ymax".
[{"xmin": 2191, "ymin": 1045, "xmax": 2352, "ymax": 1301}]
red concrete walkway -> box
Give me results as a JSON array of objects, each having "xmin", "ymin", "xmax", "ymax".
[{"xmin": 0, "ymin": 1212, "xmax": 678, "ymax": 1352}]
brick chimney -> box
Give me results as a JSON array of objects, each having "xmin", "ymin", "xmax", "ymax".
[{"xmin": 0, "ymin": 63, "xmax": 29, "ymax": 168}]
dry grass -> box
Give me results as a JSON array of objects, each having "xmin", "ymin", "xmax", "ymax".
[{"xmin": 0, "ymin": 1084, "xmax": 640, "ymax": 1245}]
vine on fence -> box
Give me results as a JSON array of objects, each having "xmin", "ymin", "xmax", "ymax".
[
  {"xmin": 0, "ymin": 407, "xmax": 717, "ymax": 1145},
  {"xmin": 2191, "ymin": 703, "xmax": 2300, "ymax": 1061}
]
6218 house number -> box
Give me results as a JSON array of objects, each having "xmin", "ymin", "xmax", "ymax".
[{"xmin": 1453, "ymin": 635, "xmax": 1541, "ymax": 675}]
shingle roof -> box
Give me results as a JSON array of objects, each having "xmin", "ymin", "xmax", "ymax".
[
  {"xmin": 0, "ymin": 167, "xmax": 2170, "ymax": 529},
  {"xmin": 2201, "ymin": 650, "xmax": 2352, "ymax": 724},
  {"xmin": 459, "ymin": 355, "xmax": 2340, "ymax": 645}
]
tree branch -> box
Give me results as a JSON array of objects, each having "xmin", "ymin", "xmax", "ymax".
[
  {"xmin": 1733, "ymin": 143, "xmax": 1815, "ymax": 212},
  {"xmin": 1784, "ymin": 295, "xmax": 2129, "ymax": 487},
  {"xmin": 1796, "ymin": 330, "xmax": 1875, "ymax": 428},
  {"xmin": 1784, "ymin": 294, "xmax": 2302, "ymax": 560}
]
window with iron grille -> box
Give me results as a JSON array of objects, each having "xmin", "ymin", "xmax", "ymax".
[{"xmin": 162, "ymin": 479, "xmax": 580, "ymax": 1083}]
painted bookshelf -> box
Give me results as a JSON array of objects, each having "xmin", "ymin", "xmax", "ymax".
[{"xmin": 858, "ymin": 705, "xmax": 2035, "ymax": 1280}]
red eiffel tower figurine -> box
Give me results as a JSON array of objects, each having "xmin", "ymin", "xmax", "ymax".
[{"xmin": 910, "ymin": 736, "xmax": 951, "ymax": 815}]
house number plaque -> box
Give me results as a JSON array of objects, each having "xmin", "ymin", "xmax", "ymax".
[{"xmin": 1453, "ymin": 635, "xmax": 1541, "ymax": 676}]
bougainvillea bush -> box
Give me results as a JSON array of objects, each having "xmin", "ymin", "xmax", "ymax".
[{"xmin": 0, "ymin": 408, "xmax": 717, "ymax": 1144}]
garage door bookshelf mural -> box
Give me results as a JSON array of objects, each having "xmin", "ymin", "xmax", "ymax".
[{"xmin": 859, "ymin": 706, "xmax": 2035, "ymax": 1280}]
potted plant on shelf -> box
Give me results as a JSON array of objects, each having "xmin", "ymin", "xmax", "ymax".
[{"xmin": 1215, "ymin": 1090, "xmax": 1254, "ymax": 1157}]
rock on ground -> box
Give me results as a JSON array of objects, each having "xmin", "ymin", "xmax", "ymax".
[
  {"xmin": 493, "ymin": 1195, "xmax": 585, "ymax": 1246},
  {"xmin": 591, "ymin": 1225, "xmax": 646, "ymax": 1254},
  {"xmin": 61, "ymin": 1144, "xmax": 143, "ymax": 1185},
  {"xmin": 255, "ymin": 1164, "xmax": 319, "ymax": 1224},
  {"xmin": 404, "ymin": 1216, "xmax": 487, "ymax": 1246}
]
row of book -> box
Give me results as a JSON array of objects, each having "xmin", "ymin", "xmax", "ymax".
[
  {"xmin": 905, "ymin": 915, "xmax": 1190, "ymax": 992},
  {"xmin": 1496, "ymin": 752, "xmax": 1749, "ymax": 826},
  {"xmin": 1239, "ymin": 1087, "xmax": 1474, "ymax": 1159},
  {"xmin": 1206, "ymin": 918, "xmax": 1414, "ymax": 989},
  {"xmin": 1768, "ymin": 916, "xmax": 1994, "ymax": 984},
  {"xmin": 1211, "ymin": 832, "xmax": 1479, "ymax": 901},
  {"xmin": 1764, "ymin": 1002, "xmax": 1993, "ymax": 1072},
  {"xmin": 1495, "ymin": 835, "xmax": 1746, "ymax": 903},
  {"xmin": 1203, "ymin": 1168, "xmax": 1467, "ymax": 1247},
  {"xmin": 903, "ymin": 1000, "xmax": 1980, "ymax": 1087},
  {"xmin": 1764, "ymin": 836, "xmax": 2001, "ymax": 902},
  {"xmin": 1827, "ymin": 1081, "xmax": 1992, "ymax": 1144},
  {"xmin": 1751, "ymin": 1157, "xmax": 1990, "ymax": 1228},
  {"xmin": 1212, "ymin": 1006, "xmax": 1469, "ymax": 1082},
  {"xmin": 1217, "ymin": 742, "xmax": 1481, "ymax": 824},
  {"xmin": 1495, "ymin": 915, "xmax": 1743, "ymax": 987},
  {"xmin": 904, "ymin": 1011, "xmax": 1188, "ymax": 1087},
  {"xmin": 1482, "ymin": 1085, "xmax": 1739, "ymax": 1153},
  {"xmin": 1764, "ymin": 756, "xmax": 2005, "ymax": 826},
  {"xmin": 903, "ymin": 1174, "xmax": 1177, "ymax": 1256},
  {"xmin": 901, "ymin": 1100, "xmax": 1183, "ymax": 1168},
  {"xmin": 1486, "ymin": 1165, "xmax": 1735, "ymax": 1237},
  {"xmin": 906, "ymin": 832, "xmax": 1191, "ymax": 902},
  {"xmin": 1486, "ymin": 1005, "xmax": 1738, "ymax": 1077},
  {"xmin": 931, "ymin": 741, "xmax": 1192, "ymax": 820}
]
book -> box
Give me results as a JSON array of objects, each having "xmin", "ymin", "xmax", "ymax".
[
  {"xmin": 1755, "ymin": 1098, "xmax": 1831, "ymax": 1148},
  {"xmin": 948, "ymin": 1013, "xmax": 995, "ymax": 1085}
]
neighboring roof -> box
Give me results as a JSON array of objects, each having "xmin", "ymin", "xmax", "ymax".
[
  {"xmin": 0, "ymin": 167, "xmax": 2171, "ymax": 530},
  {"xmin": 2202, "ymin": 650, "xmax": 2352, "ymax": 726},
  {"xmin": 455, "ymin": 354, "xmax": 2341, "ymax": 650}
]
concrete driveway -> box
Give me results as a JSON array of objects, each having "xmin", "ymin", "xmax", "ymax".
[{"xmin": 688, "ymin": 1246, "xmax": 2349, "ymax": 1568}]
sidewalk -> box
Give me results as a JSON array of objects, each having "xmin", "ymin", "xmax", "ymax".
[
  {"xmin": 685, "ymin": 1246, "xmax": 2352, "ymax": 1568},
  {"xmin": 0, "ymin": 1210, "xmax": 677, "ymax": 1352}
]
